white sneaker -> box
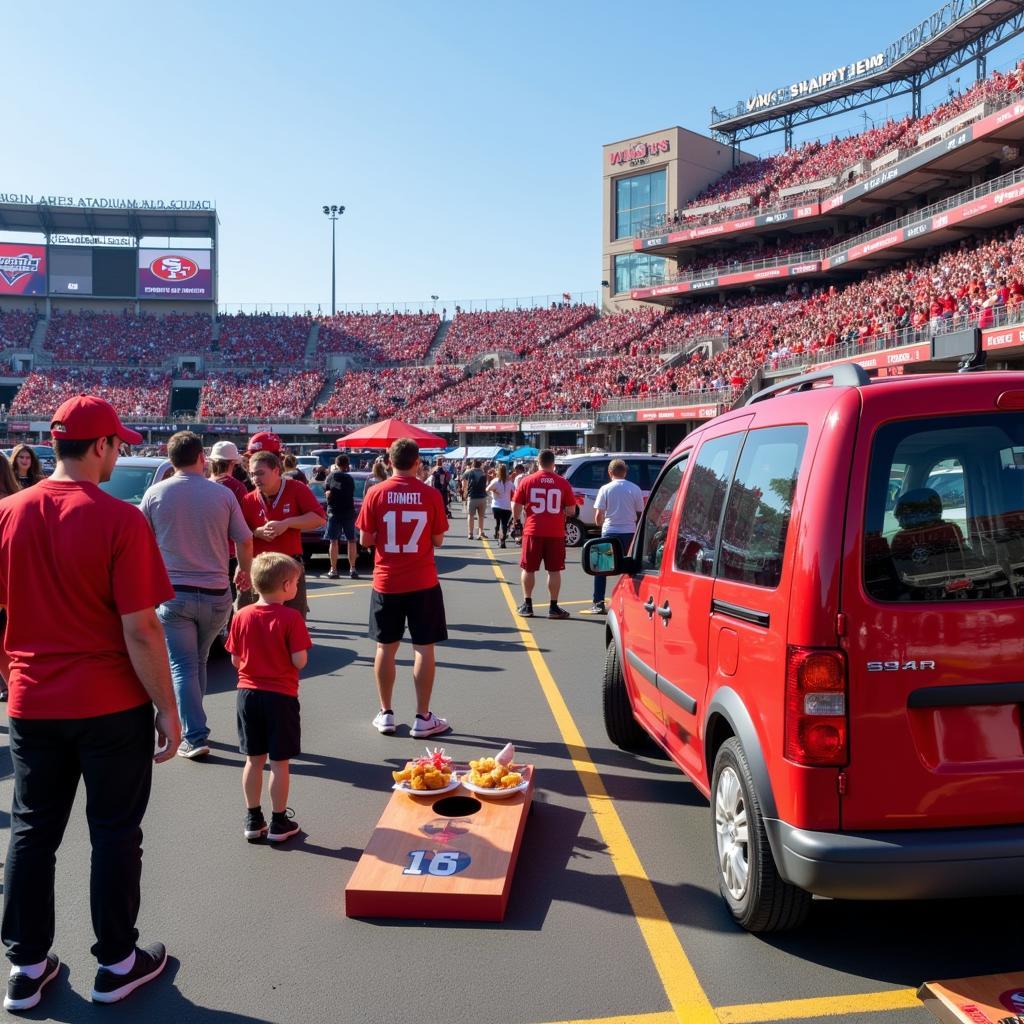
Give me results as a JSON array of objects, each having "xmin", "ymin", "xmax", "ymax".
[
  {"xmin": 176, "ymin": 741, "xmax": 210, "ymax": 760},
  {"xmin": 410, "ymin": 712, "xmax": 450, "ymax": 738},
  {"xmin": 372, "ymin": 710, "xmax": 396, "ymax": 735}
]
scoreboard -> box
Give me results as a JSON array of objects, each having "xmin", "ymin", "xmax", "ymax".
[{"xmin": 49, "ymin": 247, "xmax": 136, "ymax": 297}]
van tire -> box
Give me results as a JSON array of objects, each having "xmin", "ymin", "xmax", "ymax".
[
  {"xmin": 711, "ymin": 738, "xmax": 811, "ymax": 933},
  {"xmin": 565, "ymin": 519, "xmax": 584, "ymax": 547},
  {"xmin": 603, "ymin": 643, "xmax": 647, "ymax": 751}
]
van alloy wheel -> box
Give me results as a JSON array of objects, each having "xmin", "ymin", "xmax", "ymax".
[
  {"xmin": 565, "ymin": 519, "xmax": 584, "ymax": 547},
  {"xmin": 715, "ymin": 766, "xmax": 749, "ymax": 901}
]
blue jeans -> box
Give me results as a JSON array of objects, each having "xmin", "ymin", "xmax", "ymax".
[
  {"xmin": 593, "ymin": 532, "xmax": 635, "ymax": 604},
  {"xmin": 157, "ymin": 589, "xmax": 233, "ymax": 746}
]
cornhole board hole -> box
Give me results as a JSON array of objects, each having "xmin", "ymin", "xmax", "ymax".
[
  {"xmin": 919, "ymin": 972, "xmax": 1024, "ymax": 1023},
  {"xmin": 345, "ymin": 766, "xmax": 534, "ymax": 922}
]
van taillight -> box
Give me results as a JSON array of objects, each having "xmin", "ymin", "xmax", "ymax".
[{"xmin": 784, "ymin": 647, "xmax": 848, "ymax": 767}]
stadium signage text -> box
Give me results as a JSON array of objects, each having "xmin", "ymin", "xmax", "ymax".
[
  {"xmin": 0, "ymin": 193, "xmax": 214, "ymax": 212},
  {"xmin": 746, "ymin": 53, "xmax": 885, "ymax": 113},
  {"xmin": 51, "ymin": 234, "xmax": 135, "ymax": 247},
  {"xmin": 609, "ymin": 139, "xmax": 670, "ymax": 168}
]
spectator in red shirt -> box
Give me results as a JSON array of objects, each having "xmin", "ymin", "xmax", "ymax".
[
  {"xmin": 356, "ymin": 438, "xmax": 450, "ymax": 739},
  {"xmin": 0, "ymin": 396, "xmax": 180, "ymax": 1011},
  {"xmin": 226, "ymin": 552, "xmax": 312, "ymax": 844},
  {"xmin": 512, "ymin": 449, "xmax": 577, "ymax": 619},
  {"xmin": 237, "ymin": 445, "xmax": 325, "ymax": 620}
]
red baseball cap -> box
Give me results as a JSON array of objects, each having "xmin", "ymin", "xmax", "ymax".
[
  {"xmin": 245, "ymin": 431, "xmax": 282, "ymax": 455},
  {"xmin": 50, "ymin": 395, "xmax": 143, "ymax": 446}
]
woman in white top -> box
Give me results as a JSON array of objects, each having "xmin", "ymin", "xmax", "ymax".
[{"xmin": 486, "ymin": 463, "xmax": 516, "ymax": 547}]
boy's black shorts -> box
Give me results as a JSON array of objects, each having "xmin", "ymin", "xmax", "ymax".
[
  {"xmin": 368, "ymin": 584, "xmax": 448, "ymax": 645},
  {"xmin": 237, "ymin": 689, "xmax": 301, "ymax": 761}
]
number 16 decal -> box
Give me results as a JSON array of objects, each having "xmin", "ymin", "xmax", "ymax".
[{"xmin": 403, "ymin": 850, "xmax": 472, "ymax": 876}]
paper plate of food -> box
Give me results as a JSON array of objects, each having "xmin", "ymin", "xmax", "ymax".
[
  {"xmin": 459, "ymin": 744, "xmax": 531, "ymax": 798},
  {"xmin": 392, "ymin": 748, "xmax": 461, "ymax": 796}
]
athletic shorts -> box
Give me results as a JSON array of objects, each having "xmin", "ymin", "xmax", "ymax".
[
  {"xmin": 369, "ymin": 584, "xmax": 448, "ymax": 645},
  {"xmin": 237, "ymin": 689, "xmax": 301, "ymax": 761},
  {"xmin": 325, "ymin": 513, "xmax": 357, "ymax": 542},
  {"xmin": 520, "ymin": 534, "xmax": 566, "ymax": 573},
  {"xmin": 467, "ymin": 497, "xmax": 487, "ymax": 515}
]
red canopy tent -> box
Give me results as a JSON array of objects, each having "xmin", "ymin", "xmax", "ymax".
[{"xmin": 335, "ymin": 418, "xmax": 448, "ymax": 449}]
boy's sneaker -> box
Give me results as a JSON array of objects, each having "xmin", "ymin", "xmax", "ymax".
[
  {"xmin": 548, "ymin": 605, "xmax": 571, "ymax": 619},
  {"xmin": 591, "ymin": 601, "xmax": 606, "ymax": 614},
  {"xmin": 91, "ymin": 943, "xmax": 167, "ymax": 1004},
  {"xmin": 349, "ymin": 569, "xmax": 359, "ymax": 579},
  {"xmin": 517, "ymin": 600, "xmax": 534, "ymax": 617},
  {"xmin": 176, "ymin": 740, "xmax": 210, "ymax": 760},
  {"xmin": 244, "ymin": 808, "xmax": 268, "ymax": 842},
  {"xmin": 410, "ymin": 712, "xmax": 450, "ymax": 739},
  {"xmin": 372, "ymin": 710, "xmax": 396, "ymax": 735},
  {"xmin": 4, "ymin": 954, "xmax": 60, "ymax": 1012},
  {"xmin": 326, "ymin": 568, "xmax": 340, "ymax": 580},
  {"xmin": 268, "ymin": 809, "xmax": 300, "ymax": 843}
]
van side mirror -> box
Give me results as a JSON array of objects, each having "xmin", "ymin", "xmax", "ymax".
[{"xmin": 583, "ymin": 536, "xmax": 627, "ymax": 577}]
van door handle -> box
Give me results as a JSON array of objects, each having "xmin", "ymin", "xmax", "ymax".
[
  {"xmin": 656, "ymin": 601, "xmax": 672, "ymax": 623},
  {"xmin": 643, "ymin": 597, "xmax": 656, "ymax": 618}
]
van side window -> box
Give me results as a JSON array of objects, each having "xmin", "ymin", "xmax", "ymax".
[
  {"xmin": 572, "ymin": 461, "xmax": 609, "ymax": 489},
  {"xmin": 865, "ymin": 414, "xmax": 1024, "ymax": 601},
  {"xmin": 718, "ymin": 426, "xmax": 808, "ymax": 589},
  {"xmin": 639, "ymin": 457, "xmax": 687, "ymax": 572},
  {"xmin": 675, "ymin": 434, "xmax": 743, "ymax": 576}
]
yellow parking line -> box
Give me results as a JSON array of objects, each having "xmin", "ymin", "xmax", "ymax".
[
  {"xmin": 714, "ymin": 988, "xmax": 921, "ymax": 1023},
  {"xmin": 536, "ymin": 1013, "xmax": 675, "ymax": 1024},
  {"xmin": 308, "ymin": 589, "xmax": 355, "ymax": 599},
  {"xmin": 482, "ymin": 544, "xmax": 718, "ymax": 1024}
]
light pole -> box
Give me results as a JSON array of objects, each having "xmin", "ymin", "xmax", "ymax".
[{"xmin": 322, "ymin": 204, "xmax": 345, "ymax": 315}]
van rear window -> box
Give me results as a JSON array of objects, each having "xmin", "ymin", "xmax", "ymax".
[{"xmin": 864, "ymin": 414, "xmax": 1024, "ymax": 602}]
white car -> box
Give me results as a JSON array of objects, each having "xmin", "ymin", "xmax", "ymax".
[
  {"xmin": 98, "ymin": 456, "xmax": 174, "ymax": 506},
  {"xmin": 553, "ymin": 452, "xmax": 666, "ymax": 546}
]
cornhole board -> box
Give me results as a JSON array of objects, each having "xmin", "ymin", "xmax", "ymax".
[
  {"xmin": 919, "ymin": 973, "xmax": 1024, "ymax": 1023},
  {"xmin": 345, "ymin": 766, "xmax": 534, "ymax": 922}
]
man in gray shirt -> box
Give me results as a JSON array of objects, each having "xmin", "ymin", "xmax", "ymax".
[{"xmin": 140, "ymin": 432, "xmax": 253, "ymax": 760}]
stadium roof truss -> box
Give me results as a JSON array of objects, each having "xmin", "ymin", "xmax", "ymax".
[
  {"xmin": 710, "ymin": 0, "xmax": 1024, "ymax": 146},
  {"xmin": 0, "ymin": 203, "xmax": 218, "ymax": 241}
]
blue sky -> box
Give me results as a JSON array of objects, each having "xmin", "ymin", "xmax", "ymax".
[{"xmin": 6, "ymin": 1, "xmax": 1023, "ymax": 309}]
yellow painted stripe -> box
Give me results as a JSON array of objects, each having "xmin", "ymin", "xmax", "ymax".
[
  {"xmin": 308, "ymin": 589, "xmax": 355, "ymax": 600},
  {"xmin": 715, "ymin": 988, "xmax": 921, "ymax": 1023},
  {"xmin": 482, "ymin": 543, "xmax": 718, "ymax": 1024}
]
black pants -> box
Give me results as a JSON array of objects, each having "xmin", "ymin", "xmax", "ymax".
[
  {"xmin": 2, "ymin": 703, "xmax": 154, "ymax": 965},
  {"xmin": 493, "ymin": 508, "xmax": 512, "ymax": 538}
]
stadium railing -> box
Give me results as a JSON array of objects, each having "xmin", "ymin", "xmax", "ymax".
[{"xmin": 600, "ymin": 388, "xmax": 738, "ymax": 412}]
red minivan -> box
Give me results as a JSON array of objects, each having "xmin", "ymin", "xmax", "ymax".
[{"xmin": 584, "ymin": 366, "xmax": 1024, "ymax": 931}]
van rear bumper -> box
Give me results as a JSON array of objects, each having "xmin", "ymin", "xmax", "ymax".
[{"xmin": 765, "ymin": 818, "xmax": 1024, "ymax": 900}]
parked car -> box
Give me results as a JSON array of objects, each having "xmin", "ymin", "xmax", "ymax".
[
  {"xmin": 584, "ymin": 366, "xmax": 1024, "ymax": 932},
  {"xmin": 301, "ymin": 470, "xmax": 372, "ymax": 566},
  {"xmin": 554, "ymin": 452, "xmax": 665, "ymax": 546},
  {"xmin": 98, "ymin": 456, "xmax": 174, "ymax": 505},
  {"xmin": 2, "ymin": 445, "xmax": 56, "ymax": 476}
]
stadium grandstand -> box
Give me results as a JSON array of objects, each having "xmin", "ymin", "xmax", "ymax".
[{"xmin": 5, "ymin": 0, "xmax": 1024, "ymax": 455}]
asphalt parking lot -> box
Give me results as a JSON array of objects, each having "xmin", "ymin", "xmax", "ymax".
[{"xmin": 0, "ymin": 516, "xmax": 1020, "ymax": 1024}]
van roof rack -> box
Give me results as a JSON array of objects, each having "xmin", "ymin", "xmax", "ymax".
[{"xmin": 744, "ymin": 364, "xmax": 871, "ymax": 406}]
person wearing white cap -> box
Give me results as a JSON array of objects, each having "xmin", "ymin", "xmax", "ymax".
[{"xmin": 209, "ymin": 441, "xmax": 248, "ymax": 505}]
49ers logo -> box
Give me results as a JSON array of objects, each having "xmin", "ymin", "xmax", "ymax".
[{"xmin": 149, "ymin": 255, "xmax": 198, "ymax": 281}]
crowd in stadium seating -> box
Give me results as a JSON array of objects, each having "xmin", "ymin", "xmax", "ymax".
[
  {"xmin": 314, "ymin": 365, "xmax": 463, "ymax": 421},
  {"xmin": 10, "ymin": 368, "xmax": 170, "ymax": 417},
  {"xmin": 198, "ymin": 371, "xmax": 325, "ymax": 420},
  {"xmin": 676, "ymin": 231, "xmax": 837, "ymax": 278},
  {"xmin": 317, "ymin": 312, "xmax": 440, "ymax": 362},
  {"xmin": 434, "ymin": 305, "xmax": 595, "ymax": 363},
  {"xmin": 653, "ymin": 63, "xmax": 1024, "ymax": 232},
  {"xmin": 44, "ymin": 310, "xmax": 212, "ymax": 364},
  {"xmin": 542, "ymin": 306, "xmax": 664, "ymax": 358},
  {"xmin": 215, "ymin": 313, "xmax": 312, "ymax": 365},
  {"xmin": 0, "ymin": 310, "xmax": 37, "ymax": 350}
]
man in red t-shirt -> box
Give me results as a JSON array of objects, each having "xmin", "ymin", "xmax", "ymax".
[
  {"xmin": 356, "ymin": 438, "xmax": 450, "ymax": 738},
  {"xmin": 238, "ymin": 444, "xmax": 325, "ymax": 620},
  {"xmin": 512, "ymin": 449, "xmax": 576, "ymax": 619},
  {"xmin": 0, "ymin": 395, "xmax": 180, "ymax": 1011}
]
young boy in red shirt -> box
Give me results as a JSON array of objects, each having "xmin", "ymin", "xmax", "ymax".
[{"xmin": 226, "ymin": 552, "xmax": 312, "ymax": 843}]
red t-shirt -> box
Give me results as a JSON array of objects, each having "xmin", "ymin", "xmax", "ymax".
[
  {"xmin": 355, "ymin": 475, "xmax": 448, "ymax": 594},
  {"xmin": 513, "ymin": 470, "xmax": 576, "ymax": 538},
  {"xmin": 226, "ymin": 602, "xmax": 311, "ymax": 697},
  {"xmin": 218, "ymin": 474, "xmax": 248, "ymax": 557},
  {"xmin": 0, "ymin": 480, "xmax": 174, "ymax": 719},
  {"xmin": 240, "ymin": 478, "xmax": 324, "ymax": 557}
]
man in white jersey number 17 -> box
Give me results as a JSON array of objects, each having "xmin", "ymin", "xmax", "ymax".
[
  {"xmin": 356, "ymin": 439, "xmax": 451, "ymax": 737},
  {"xmin": 511, "ymin": 449, "xmax": 577, "ymax": 619}
]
